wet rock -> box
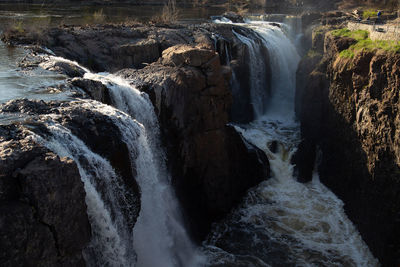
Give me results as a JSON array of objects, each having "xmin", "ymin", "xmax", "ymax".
[
  {"xmin": 118, "ymin": 44, "xmax": 270, "ymax": 239},
  {"xmin": 295, "ymin": 31, "xmax": 400, "ymax": 265},
  {"xmin": 0, "ymin": 99, "xmax": 141, "ymax": 231},
  {"xmin": 268, "ymin": 140, "xmax": 278, "ymax": 153},
  {"xmin": 40, "ymin": 60, "xmax": 87, "ymax": 78},
  {"xmin": 3, "ymin": 23, "xmax": 271, "ymax": 124},
  {"xmin": 111, "ymin": 38, "xmax": 160, "ymax": 69},
  {"xmin": 222, "ymin": 12, "xmax": 245, "ymax": 23},
  {"xmin": 0, "ymin": 124, "xmax": 90, "ymax": 266},
  {"xmin": 70, "ymin": 78, "xmax": 112, "ymax": 104},
  {"xmin": 3, "ymin": 24, "xmax": 201, "ymax": 72}
]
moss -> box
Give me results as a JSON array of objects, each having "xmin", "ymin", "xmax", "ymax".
[
  {"xmin": 363, "ymin": 9, "xmax": 378, "ymax": 19},
  {"xmin": 331, "ymin": 28, "xmax": 400, "ymax": 58},
  {"xmin": 339, "ymin": 49, "xmax": 355, "ymax": 58}
]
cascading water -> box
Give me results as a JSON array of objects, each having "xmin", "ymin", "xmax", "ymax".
[
  {"xmin": 84, "ymin": 72, "xmax": 204, "ymax": 267},
  {"xmin": 26, "ymin": 55, "xmax": 203, "ymax": 266},
  {"xmin": 232, "ymin": 30, "xmax": 269, "ymax": 118},
  {"xmin": 205, "ymin": 19, "xmax": 379, "ymax": 266},
  {"xmin": 33, "ymin": 108, "xmax": 139, "ymax": 267}
]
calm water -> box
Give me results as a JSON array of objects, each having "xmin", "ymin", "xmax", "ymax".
[
  {"xmin": 0, "ymin": 3, "xmax": 227, "ymax": 27},
  {"xmin": 0, "ymin": 39, "xmax": 71, "ymax": 103}
]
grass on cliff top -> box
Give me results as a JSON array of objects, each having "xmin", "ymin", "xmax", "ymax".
[
  {"xmin": 331, "ymin": 28, "xmax": 400, "ymax": 58},
  {"xmin": 363, "ymin": 9, "xmax": 378, "ymax": 19}
]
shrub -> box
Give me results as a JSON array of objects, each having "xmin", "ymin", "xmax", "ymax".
[
  {"xmin": 93, "ymin": 9, "xmax": 106, "ymax": 24},
  {"xmin": 152, "ymin": 0, "xmax": 179, "ymax": 24}
]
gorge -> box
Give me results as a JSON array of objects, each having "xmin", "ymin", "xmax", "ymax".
[{"xmin": 0, "ymin": 5, "xmax": 399, "ymax": 267}]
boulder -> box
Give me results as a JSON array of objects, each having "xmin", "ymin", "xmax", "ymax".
[
  {"xmin": 70, "ymin": 78, "xmax": 112, "ymax": 104},
  {"xmin": 40, "ymin": 60, "xmax": 87, "ymax": 78}
]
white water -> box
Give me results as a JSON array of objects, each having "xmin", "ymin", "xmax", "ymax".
[
  {"xmin": 247, "ymin": 21, "xmax": 300, "ymax": 119},
  {"xmin": 232, "ymin": 29, "xmax": 269, "ymax": 118},
  {"xmin": 32, "ymin": 103, "xmax": 139, "ymax": 266},
  {"xmin": 27, "ymin": 54, "xmax": 203, "ymax": 266},
  {"xmin": 83, "ymin": 72, "xmax": 204, "ymax": 267},
  {"xmin": 207, "ymin": 19, "xmax": 379, "ymax": 266}
]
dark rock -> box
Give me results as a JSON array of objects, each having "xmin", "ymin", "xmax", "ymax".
[
  {"xmin": 0, "ymin": 124, "xmax": 90, "ymax": 266},
  {"xmin": 41, "ymin": 60, "xmax": 87, "ymax": 78},
  {"xmin": 70, "ymin": 78, "xmax": 112, "ymax": 104},
  {"xmin": 295, "ymin": 31, "xmax": 400, "ymax": 265},
  {"xmin": 118, "ymin": 44, "xmax": 270, "ymax": 240},
  {"xmin": 222, "ymin": 12, "xmax": 245, "ymax": 23},
  {"xmin": 268, "ymin": 140, "xmax": 278, "ymax": 154},
  {"xmin": 0, "ymin": 99, "xmax": 141, "ymax": 231}
]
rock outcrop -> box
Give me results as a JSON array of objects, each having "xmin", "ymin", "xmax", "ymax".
[
  {"xmin": 2, "ymin": 22, "xmax": 271, "ymax": 241},
  {"xmin": 0, "ymin": 124, "xmax": 91, "ymax": 266},
  {"xmin": 118, "ymin": 44, "xmax": 270, "ymax": 239},
  {"xmin": 3, "ymin": 23, "xmax": 270, "ymax": 123},
  {"xmin": 296, "ymin": 31, "xmax": 400, "ymax": 265},
  {"xmin": 0, "ymin": 99, "xmax": 143, "ymax": 266}
]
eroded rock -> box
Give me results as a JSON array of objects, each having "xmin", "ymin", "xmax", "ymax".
[
  {"xmin": 295, "ymin": 31, "xmax": 400, "ymax": 265},
  {"xmin": 0, "ymin": 124, "xmax": 90, "ymax": 266},
  {"xmin": 118, "ymin": 44, "xmax": 270, "ymax": 239}
]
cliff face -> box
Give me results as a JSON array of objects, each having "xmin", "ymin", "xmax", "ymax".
[
  {"xmin": 296, "ymin": 32, "xmax": 400, "ymax": 265},
  {"xmin": 118, "ymin": 43, "xmax": 270, "ymax": 239}
]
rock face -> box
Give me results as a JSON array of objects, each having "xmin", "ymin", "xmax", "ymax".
[
  {"xmin": 0, "ymin": 99, "xmax": 142, "ymax": 266},
  {"xmin": 70, "ymin": 78, "xmax": 112, "ymax": 104},
  {"xmin": 2, "ymin": 22, "xmax": 271, "ymax": 241},
  {"xmin": 3, "ymin": 24, "xmax": 202, "ymax": 72},
  {"xmin": 296, "ymin": 31, "xmax": 400, "ymax": 265},
  {"xmin": 3, "ymin": 23, "xmax": 270, "ymax": 123},
  {"xmin": 0, "ymin": 124, "xmax": 90, "ymax": 266},
  {"xmin": 118, "ymin": 44, "xmax": 270, "ymax": 239}
]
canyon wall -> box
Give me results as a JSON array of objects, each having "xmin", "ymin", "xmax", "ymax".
[{"xmin": 296, "ymin": 30, "xmax": 400, "ymax": 266}]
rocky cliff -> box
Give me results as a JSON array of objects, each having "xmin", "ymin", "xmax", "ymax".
[
  {"xmin": 0, "ymin": 99, "xmax": 142, "ymax": 266},
  {"xmin": 118, "ymin": 43, "xmax": 270, "ymax": 239},
  {"xmin": 296, "ymin": 30, "xmax": 400, "ymax": 265},
  {"xmin": 2, "ymin": 23, "xmax": 267, "ymax": 122},
  {"xmin": 2, "ymin": 22, "xmax": 271, "ymax": 241}
]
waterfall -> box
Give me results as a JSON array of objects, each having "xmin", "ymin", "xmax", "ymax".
[
  {"xmin": 33, "ymin": 103, "xmax": 141, "ymax": 267},
  {"xmin": 83, "ymin": 72, "xmax": 203, "ymax": 267},
  {"xmin": 232, "ymin": 30, "xmax": 269, "ymax": 118},
  {"xmin": 247, "ymin": 21, "xmax": 300, "ymax": 120},
  {"xmin": 30, "ymin": 55, "xmax": 203, "ymax": 266},
  {"xmin": 205, "ymin": 19, "xmax": 379, "ymax": 266}
]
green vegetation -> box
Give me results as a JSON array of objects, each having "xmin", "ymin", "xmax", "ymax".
[
  {"xmin": 331, "ymin": 28, "xmax": 400, "ymax": 58},
  {"xmin": 331, "ymin": 28, "xmax": 369, "ymax": 40},
  {"xmin": 362, "ymin": 9, "xmax": 378, "ymax": 19}
]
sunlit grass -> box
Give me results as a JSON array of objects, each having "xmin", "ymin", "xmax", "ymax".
[
  {"xmin": 363, "ymin": 9, "xmax": 378, "ymax": 19},
  {"xmin": 331, "ymin": 28, "xmax": 400, "ymax": 58}
]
